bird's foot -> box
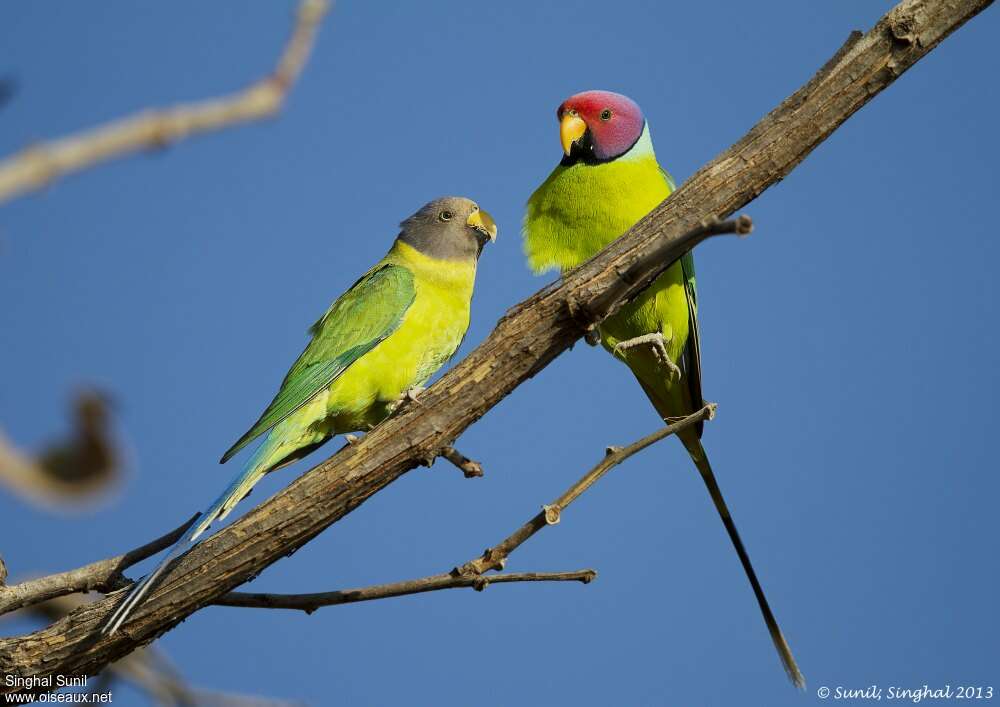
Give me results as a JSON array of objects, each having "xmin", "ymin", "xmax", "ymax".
[
  {"xmin": 387, "ymin": 386, "xmax": 426, "ymax": 415},
  {"xmin": 344, "ymin": 434, "xmax": 361, "ymax": 445},
  {"xmin": 612, "ymin": 332, "xmax": 681, "ymax": 383},
  {"xmin": 403, "ymin": 386, "xmax": 425, "ymax": 403}
]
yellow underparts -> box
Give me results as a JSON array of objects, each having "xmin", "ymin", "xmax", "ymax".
[
  {"xmin": 524, "ymin": 150, "xmax": 692, "ymax": 419},
  {"xmin": 262, "ymin": 242, "xmax": 476, "ymax": 465}
]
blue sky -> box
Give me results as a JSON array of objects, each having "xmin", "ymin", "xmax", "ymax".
[{"xmin": 2, "ymin": 1, "xmax": 998, "ymax": 705}]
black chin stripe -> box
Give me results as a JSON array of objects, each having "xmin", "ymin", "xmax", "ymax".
[{"xmin": 559, "ymin": 120, "xmax": 646, "ymax": 167}]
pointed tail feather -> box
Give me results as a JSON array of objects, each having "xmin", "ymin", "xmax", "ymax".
[
  {"xmin": 102, "ymin": 445, "xmax": 274, "ymax": 635},
  {"xmin": 680, "ymin": 434, "xmax": 805, "ymax": 689}
]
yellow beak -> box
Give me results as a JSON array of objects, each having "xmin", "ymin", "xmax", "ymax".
[
  {"xmin": 560, "ymin": 113, "xmax": 587, "ymax": 156},
  {"xmin": 467, "ymin": 208, "xmax": 497, "ymax": 242}
]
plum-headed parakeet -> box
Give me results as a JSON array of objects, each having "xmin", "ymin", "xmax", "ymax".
[
  {"xmin": 523, "ymin": 91, "xmax": 803, "ymax": 687},
  {"xmin": 105, "ymin": 196, "xmax": 497, "ymax": 634}
]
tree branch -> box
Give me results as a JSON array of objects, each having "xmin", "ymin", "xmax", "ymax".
[
  {"xmin": 211, "ymin": 408, "xmax": 713, "ymax": 612},
  {"xmin": 0, "ymin": 515, "xmax": 198, "ymax": 616},
  {"xmin": 458, "ymin": 405, "xmax": 715, "ymax": 577},
  {"xmin": 203, "ymin": 405, "xmax": 713, "ymax": 614},
  {"xmin": 5, "ymin": 406, "xmax": 706, "ymax": 616},
  {"xmin": 0, "ymin": 0, "xmax": 989, "ymax": 688},
  {"xmin": 438, "ymin": 446, "xmax": 485, "ymax": 478},
  {"xmin": 216, "ymin": 570, "xmax": 596, "ymax": 614},
  {"xmin": 7, "ymin": 595, "xmax": 302, "ymax": 706},
  {"xmin": 0, "ymin": 0, "xmax": 329, "ymax": 206}
]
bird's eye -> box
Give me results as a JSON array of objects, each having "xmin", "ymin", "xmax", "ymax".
[
  {"xmin": 600, "ymin": 109, "xmax": 613, "ymax": 121},
  {"xmin": 439, "ymin": 210, "xmax": 454, "ymax": 222}
]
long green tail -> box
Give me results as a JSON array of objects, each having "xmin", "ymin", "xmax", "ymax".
[{"xmin": 680, "ymin": 433, "xmax": 806, "ymax": 689}]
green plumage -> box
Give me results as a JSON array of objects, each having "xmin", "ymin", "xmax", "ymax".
[
  {"xmin": 524, "ymin": 129, "xmax": 698, "ymax": 431},
  {"xmin": 221, "ymin": 263, "xmax": 416, "ymax": 463},
  {"xmin": 524, "ymin": 123, "xmax": 804, "ymax": 687},
  {"xmin": 214, "ymin": 221, "xmax": 482, "ymax": 525},
  {"xmin": 102, "ymin": 197, "xmax": 495, "ymax": 636}
]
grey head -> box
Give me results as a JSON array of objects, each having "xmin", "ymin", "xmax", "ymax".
[{"xmin": 398, "ymin": 196, "xmax": 497, "ymax": 261}]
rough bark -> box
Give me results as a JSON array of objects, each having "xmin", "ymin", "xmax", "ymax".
[{"xmin": 0, "ymin": 0, "xmax": 990, "ymax": 689}]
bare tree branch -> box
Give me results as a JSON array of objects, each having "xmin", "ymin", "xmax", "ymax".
[
  {"xmin": 0, "ymin": 0, "xmax": 329, "ymax": 206},
  {"xmin": 438, "ymin": 446, "xmax": 485, "ymax": 478},
  {"xmin": 458, "ymin": 405, "xmax": 716, "ymax": 577},
  {"xmin": 216, "ymin": 405, "xmax": 708, "ymax": 614},
  {"xmin": 3, "ymin": 407, "xmax": 705, "ymax": 616},
  {"xmin": 0, "ymin": 0, "xmax": 990, "ymax": 689},
  {"xmin": 217, "ymin": 570, "xmax": 596, "ymax": 614},
  {"xmin": 0, "ymin": 515, "xmax": 198, "ymax": 616},
  {"xmin": 8, "ymin": 595, "xmax": 303, "ymax": 706}
]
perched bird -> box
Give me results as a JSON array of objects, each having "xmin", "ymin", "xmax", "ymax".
[
  {"xmin": 104, "ymin": 196, "xmax": 497, "ymax": 634},
  {"xmin": 523, "ymin": 90, "xmax": 803, "ymax": 687}
]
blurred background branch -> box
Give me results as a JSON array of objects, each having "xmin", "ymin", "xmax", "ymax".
[
  {"xmin": 0, "ymin": 390, "xmax": 120, "ymax": 510},
  {"xmin": 0, "ymin": 0, "xmax": 329, "ymax": 206}
]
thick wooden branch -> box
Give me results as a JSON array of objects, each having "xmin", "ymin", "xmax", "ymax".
[
  {"xmin": 0, "ymin": 0, "xmax": 329, "ymax": 206},
  {"xmin": 4, "ymin": 406, "xmax": 704, "ymax": 617},
  {"xmin": 8, "ymin": 596, "xmax": 301, "ymax": 706},
  {"xmin": 0, "ymin": 0, "xmax": 989, "ymax": 688},
  {"xmin": 0, "ymin": 515, "xmax": 198, "ymax": 616},
  {"xmin": 212, "ymin": 407, "xmax": 711, "ymax": 613}
]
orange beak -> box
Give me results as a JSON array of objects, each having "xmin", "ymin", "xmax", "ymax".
[{"xmin": 560, "ymin": 112, "xmax": 588, "ymax": 156}]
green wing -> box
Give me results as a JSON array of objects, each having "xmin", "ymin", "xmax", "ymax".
[
  {"xmin": 220, "ymin": 263, "xmax": 416, "ymax": 463},
  {"xmin": 680, "ymin": 251, "xmax": 705, "ymax": 437}
]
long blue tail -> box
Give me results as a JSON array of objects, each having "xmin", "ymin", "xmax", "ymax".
[{"xmin": 102, "ymin": 441, "xmax": 274, "ymax": 635}]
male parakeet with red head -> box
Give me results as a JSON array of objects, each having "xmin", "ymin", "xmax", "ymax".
[
  {"xmin": 523, "ymin": 91, "xmax": 803, "ymax": 687},
  {"xmin": 104, "ymin": 197, "xmax": 497, "ymax": 635}
]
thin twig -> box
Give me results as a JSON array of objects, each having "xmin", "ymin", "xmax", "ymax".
[
  {"xmin": 439, "ymin": 446, "xmax": 485, "ymax": 478},
  {"xmin": 0, "ymin": 0, "xmax": 330, "ymax": 206},
  {"xmin": 0, "ymin": 514, "xmax": 198, "ymax": 616},
  {"xmin": 216, "ymin": 570, "xmax": 595, "ymax": 614},
  {"xmin": 457, "ymin": 404, "xmax": 716, "ymax": 576}
]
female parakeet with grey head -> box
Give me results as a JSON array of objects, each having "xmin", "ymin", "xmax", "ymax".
[
  {"xmin": 523, "ymin": 90, "xmax": 803, "ymax": 687},
  {"xmin": 104, "ymin": 196, "xmax": 497, "ymax": 635}
]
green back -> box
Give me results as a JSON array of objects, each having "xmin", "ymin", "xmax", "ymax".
[{"xmin": 220, "ymin": 262, "xmax": 416, "ymax": 463}]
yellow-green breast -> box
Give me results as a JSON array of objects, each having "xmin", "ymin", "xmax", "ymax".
[
  {"xmin": 322, "ymin": 241, "xmax": 474, "ymax": 431},
  {"xmin": 523, "ymin": 132, "xmax": 693, "ymax": 418}
]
